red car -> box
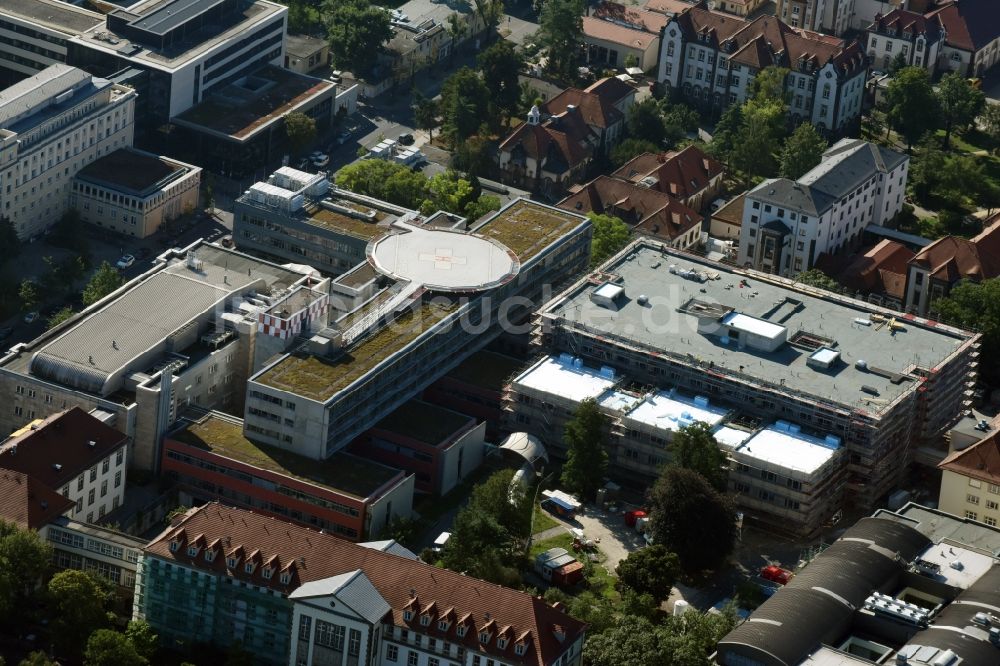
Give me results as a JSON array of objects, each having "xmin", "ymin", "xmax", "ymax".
[{"xmin": 760, "ymin": 565, "xmax": 793, "ymax": 585}]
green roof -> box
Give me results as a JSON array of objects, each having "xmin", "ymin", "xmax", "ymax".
[
  {"xmin": 170, "ymin": 415, "xmax": 400, "ymax": 499},
  {"xmin": 445, "ymin": 350, "xmax": 525, "ymax": 391},
  {"xmin": 308, "ymin": 207, "xmax": 387, "ymax": 240},
  {"xmin": 373, "ymin": 400, "xmax": 473, "ymax": 445},
  {"xmin": 257, "ymin": 300, "xmax": 458, "ymax": 402},
  {"xmin": 476, "ymin": 200, "xmax": 586, "ymax": 262}
]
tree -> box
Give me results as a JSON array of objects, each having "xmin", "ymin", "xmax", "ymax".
[
  {"xmin": 749, "ymin": 66, "xmax": 790, "ymax": 105},
  {"xmin": 648, "ymin": 467, "xmax": 736, "ymax": 574},
  {"xmin": 323, "ymin": 0, "xmax": 393, "ymax": 77},
  {"xmin": 335, "ymin": 160, "xmax": 429, "ymax": 208},
  {"xmin": 84, "ymin": 629, "xmax": 148, "ymax": 666},
  {"xmin": 0, "ymin": 217, "xmax": 20, "ymax": 263},
  {"xmin": 730, "ymin": 98, "xmax": 785, "ymax": 183},
  {"xmin": 661, "ymin": 100, "xmax": 700, "ymax": 146},
  {"xmin": 0, "ymin": 520, "xmax": 53, "ymax": 621},
  {"xmin": 932, "ymin": 278, "xmax": 1000, "ymax": 384},
  {"xmin": 445, "ymin": 13, "xmax": 467, "ymax": 64},
  {"xmin": 47, "ymin": 569, "xmax": 112, "ymax": 656},
  {"xmin": 47, "ymin": 306, "xmax": 74, "ymax": 330},
  {"xmin": 981, "ymin": 104, "xmax": 1000, "ymax": 147},
  {"xmin": 468, "ymin": 468, "xmax": 532, "ymax": 538},
  {"xmin": 887, "ymin": 51, "xmax": 908, "ymax": 75},
  {"xmin": 936, "ymin": 72, "xmax": 986, "ymax": 149},
  {"xmin": 125, "ymin": 619, "xmax": 159, "ymax": 662},
  {"xmin": 18, "ymin": 653, "xmax": 56, "ymax": 666},
  {"xmin": 615, "ymin": 545, "xmax": 681, "ymax": 603},
  {"xmin": 82, "ymin": 261, "xmax": 123, "ymax": 306},
  {"xmin": 561, "ymin": 398, "xmax": 609, "ymax": 500},
  {"xmin": 18, "ymin": 279, "xmax": 39, "ymax": 312},
  {"xmin": 539, "ymin": 0, "xmax": 584, "ymax": 79},
  {"xmin": 588, "ymin": 213, "xmax": 630, "ymax": 267},
  {"xmin": 780, "ymin": 122, "xmax": 828, "ymax": 179},
  {"xmin": 884, "ymin": 67, "xmax": 939, "ymax": 149},
  {"xmin": 470, "ymin": 0, "xmax": 503, "ymax": 43},
  {"xmin": 423, "ymin": 171, "xmax": 478, "ymax": 216},
  {"xmin": 709, "ymin": 103, "xmax": 744, "ymax": 165},
  {"xmin": 626, "ymin": 97, "xmax": 666, "ymax": 145},
  {"xmin": 47, "ymin": 208, "xmax": 90, "ymax": 257},
  {"xmin": 611, "ymin": 138, "xmax": 661, "ymax": 167},
  {"xmin": 284, "ymin": 111, "xmax": 317, "ymax": 155},
  {"xmin": 453, "ymin": 135, "xmax": 493, "ymax": 179},
  {"xmin": 478, "ymin": 40, "xmax": 523, "ymax": 127},
  {"xmin": 439, "ymin": 67, "xmax": 490, "ymax": 147},
  {"xmin": 670, "ymin": 423, "xmax": 729, "ymax": 492},
  {"xmin": 586, "ymin": 609, "xmax": 739, "ymax": 666},
  {"xmin": 796, "ymin": 268, "xmax": 844, "ymax": 293},
  {"xmin": 412, "ymin": 91, "xmax": 439, "ymax": 140}
]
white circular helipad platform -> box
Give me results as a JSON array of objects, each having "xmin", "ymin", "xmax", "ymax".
[{"xmin": 368, "ymin": 224, "xmax": 519, "ymax": 292}]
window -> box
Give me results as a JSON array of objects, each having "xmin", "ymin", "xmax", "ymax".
[
  {"xmin": 515, "ymin": 644, "xmax": 527, "ymax": 656},
  {"xmin": 990, "ymin": 483, "xmax": 1000, "ymax": 495},
  {"xmin": 315, "ymin": 621, "xmax": 345, "ymax": 650},
  {"xmin": 986, "ymin": 517, "xmax": 997, "ymax": 527},
  {"xmin": 102, "ymin": 459, "xmax": 110, "ymax": 474},
  {"xmin": 966, "ymin": 511, "xmax": 978, "ymax": 520},
  {"xmin": 88, "ymin": 489, "xmax": 95, "ymax": 506},
  {"xmin": 116, "ymin": 449, "xmax": 124, "ymax": 466},
  {"xmin": 407, "ymin": 651, "xmax": 418, "ymax": 666},
  {"xmin": 968, "ymin": 494, "xmax": 980, "ymax": 505},
  {"xmin": 348, "ymin": 629, "xmax": 361, "ymax": 657},
  {"xmin": 480, "ymin": 632, "xmax": 491, "ymax": 643},
  {"xmin": 280, "ymin": 571, "xmax": 292, "ymax": 584},
  {"xmin": 987, "ymin": 500, "xmax": 999, "ymax": 511},
  {"xmin": 115, "ymin": 471, "xmax": 122, "ymax": 488},
  {"xmin": 298, "ymin": 615, "xmax": 312, "ymax": 641},
  {"xmin": 429, "ymin": 660, "xmax": 439, "ymax": 666},
  {"xmin": 187, "ymin": 545, "xmax": 199, "ymax": 556},
  {"xmin": 403, "ymin": 610, "xmax": 413, "ymax": 622},
  {"xmin": 439, "ymin": 620, "xmax": 451, "ymax": 631},
  {"xmin": 386, "ymin": 645, "xmax": 398, "ymax": 662},
  {"xmin": 100, "ymin": 480, "xmax": 107, "ymax": 497},
  {"xmin": 969, "ymin": 478, "xmax": 982, "ymax": 488},
  {"xmin": 420, "ymin": 614, "xmax": 431, "ymax": 626},
  {"xmin": 456, "ymin": 626, "xmax": 467, "ymax": 638}
]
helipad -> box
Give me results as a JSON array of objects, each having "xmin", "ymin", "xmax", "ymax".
[{"xmin": 367, "ymin": 222, "xmax": 519, "ymax": 292}]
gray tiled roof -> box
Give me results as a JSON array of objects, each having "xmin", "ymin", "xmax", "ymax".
[
  {"xmin": 290, "ymin": 569, "xmax": 392, "ymax": 625},
  {"xmin": 0, "ymin": 65, "xmax": 91, "ymax": 128}
]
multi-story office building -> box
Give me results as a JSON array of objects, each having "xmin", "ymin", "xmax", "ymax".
[
  {"xmin": 66, "ymin": 0, "xmax": 288, "ymax": 129},
  {"xmin": 657, "ymin": 6, "xmax": 868, "ymax": 133},
  {"xmin": 71, "ymin": 147, "xmax": 201, "ymax": 238},
  {"xmin": 524, "ymin": 239, "xmax": 978, "ymax": 512},
  {"xmin": 0, "ymin": 407, "xmax": 129, "ymax": 524},
  {"xmin": 0, "ymin": 0, "xmax": 102, "ymax": 86},
  {"xmin": 162, "ymin": 411, "xmax": 414, "ymax": 541},
  {"xmin": 234, "ymin": 168, "xmax": 409, "ymax": 276},
  {"xmin": 0, "ymin": 242, "xmax": 328, "ymax": 472},
  {"xmin": 0, "ymin": 64, "xmax": 136, "ymax": 238},
  {"xmin": 737, "ymin": 139, "xmax": 909, "ymax": 276},
  {"xmin": 136, "ymin": 503, "xmax": 586, "ymax": 666},
  {"xmin": 242, "ymin": 198, "xmax": 591, "ymax": 462}
]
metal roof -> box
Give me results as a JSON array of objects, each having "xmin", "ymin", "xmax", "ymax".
[
  {"xmin": 0, "ymin": 65, "xmax": 91, "ymax": 128},
  {"xmin": 289, "ymin": 569, "xmax": 392, "ymax": 625},
  {"xmin": 131, "ymin": 0, "xmax": 230, "ymax": 36}
]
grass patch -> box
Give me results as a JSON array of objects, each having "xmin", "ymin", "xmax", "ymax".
[
  {"xmin": 529, "ymin": 532, "xmax": 573, "ymax": 559},
  {"xmin": 528, "ymin": 532, "xmax": 620, "ymax": 602},
  {"xmin": 532, "ymin": 503, "xmax": 560, "ymax": 533}
]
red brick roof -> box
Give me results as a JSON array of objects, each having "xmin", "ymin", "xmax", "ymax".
[
  {"xmin": 583, "ymin": 3, "xmax": 669, "ymax": 50},
  {"xmin": 593, "ymin": 1, "xmax": 670, "ymax": 33},
  {"xmin": 939, "ymin": 430, "xmax": 1000, "ymax": 485},
  {"xmin": 837, "ymin": 239, "xmax": 915, "ymax": 300},
  {"xmin": 0, "ymin": 468, "xmax": 75, "ymax": 530},
  {"xmin": 543, "ymin": 86, "xmax": 624, "ymax": 130},
  {"xmin": 644, "ymin": 0, "xmax": 700, "ymax": 16},
  {"xmin": 499, "ymin": 112, "xmax": 592, "ymax": 171},
  {"xmin": 612, "ymin": 145, "xmax": 724, "ymax": 200},
  {"xmin": 584, "ymin": 76, "xmax": 636, "ymax": 102},
  {"xmin": 910, "ymin": 214, "xmax": 1000, "ymax": 283},
  {"xmin": 926, "ymin": 0, "xmax": 999, "ymax": 53},
  {"xmin": 150, "ymin": 503, "xmax": 586, "ymax": 666},
  {"xmin": 868, "ymin": 9, "xmax": 944, "ymax": 43},
  {"xmin": 0, "ymin": 407, "xmax": 128, "ymax": 490}
]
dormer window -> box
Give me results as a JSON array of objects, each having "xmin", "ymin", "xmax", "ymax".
[
  {"xmin": 404, "ymin": 610, "xmax": 414, "ymax": 622},
  {"xmin": 420, "ymin": 614, "xmax": 431, "ymax": 627},
  {"xmin": 479, "ymin": 632, "xmax": 491, "ymax": 644},
  {"xmin": 497, "ymin": 638, "xmax": 508, "ymax": 649},
  {"xmin": 205, "ymin": 549, "xmax": 216, "ymax": 562},
  {"xmin": 279, "ymin": 571, "xmax": 292, "ymax": 584},
  {"xmin": 456, "ymin": 626, "xmax": 467, "ymax": 638},
  {"xmin": 262, "ymin": 567, "xmax": 273, "ymax": 580},
  {"xmin": 187, "ymin": 545, "xmax": 199, "ymax": 557},
  {"xmin": 438, "ymin": 620, "xmax": 451, "ymax": 632},
  {"xmin": 244, "ymin": 562, "xmax": 256, "ymax": 574},
  {"xmin": 515, "ymin": 644, "xmax": 526, "ymax": 656},
  {"xmin": 226, "ymin": 557, "xmax": 238, "ymax": 569},
  {"xmin": 169, "ymin": 540, "xmax": 180, "ymax": 552}
]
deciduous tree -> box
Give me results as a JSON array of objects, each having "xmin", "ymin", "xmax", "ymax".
[
  {"xmin": 18, "ymin": 279, "xmax": 39, "ymax": 312},
  {"xmin": 615, "ymin": 545, "xmax": 681, "ymax": 602},
  {"xmin": 561, "ymin": 398, "xmax": 609, "ymax": 499},
  {"xmin": 85, "ymin": 629, "xmax": 148, "ymax": 666},
  {"xmin": 284, "ymin": 111, "xmax": 317, "ymax": 154},
  {"xmin": 440, "ymin": 67, "xmax": 490, "ymax": 146},
  {"xmin": 0, "ymin": 520, "xmax": 53, "ymax": 621},
  {"xmin": 539, "ymin": 0, "xmax": 584, "ymax": 79},
  {"xmin": 48, "ymin": 569, "xmax": 112, "ymax": 656},
  {"xmin": 588, "ymin": 213, "xmax": 630, "ymax": 267},
  {"xmin": 932, "ymin": 278, "xmax": 1000, "ymax": 384},
  {"xmin": 611, "ymin": 138, "xmax": 661, "ymax": 167},
  {"xmin": 125, "ymin": 619, "xmax": 159, "ymax": 662},
  {"xmin": 780, "ymin": 122, "xmax": 828, "ymax": 179},
  {"xmin": 323, "ymin": 0, "xmax": 392, "ymax": 77},
  {"xmin": 626, "ymin": 97, "xmax": 666, "ymax": 145},
  {"xmin": 82, "ymin": 261, "xmax": 123, "ymax": 306},
  {"xmin": 412, "ymin": 90, "xmax": 439, "ymax": 140},
  {"xmin": 936, "ymin": 72, "xmax": 986, "ymax": 149},
  {"xmin": 885, "ymin": 67, "xmax": 939, "ymax": 149},
  {"xmin": 478, "ymin": 40, "xmax": 523, "ymax": 127},
  {"xmin": 47, "ymin": 306, "xmax": 74, "ymax": 330},
  {"xmin": 670, "ymin": 423, "xmax": 729, "ymax": 493}
]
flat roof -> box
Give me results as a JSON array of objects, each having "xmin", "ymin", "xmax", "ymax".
[
  {"xmin": 473, "ymin": 200, "xmax": 587, "ymax": 263},
  {"xmin": 368, "ymin": 223, "xmax": 519, "ymax": 293},
  {"xmin": 722, "ymin": 312, "xmax": 785, "ymax": 340},
  {"xmin": 75, "ymin": 148, "xmax": 190, "ymax": 196},
  {"xmin": 914, "ymin": 543, "xmax": 993, "ymax": 589},
  {"xmin": 131, "ymin": 0, "xmax": 229, "ymax": 36},
  {"xmin": 545, "ymin": 242, "xmax": 973, "ymax": 414},
  {"xmin": 372, "ymin": 399, "xmax": 472, "ymax": 445},
  {"xmin": 173, "ymin": 65, "xmax": 333, "ymax": 140},
  {"xmin": 255, "ymin": 300, "xmax": 458, "ymax": 402},
  {"xmin": 885, "ymin": 504, "xmax": 1000, "ymax": 557},
  {"xmin": 735, "ymin": 426, "xmax": 840, "ymax": 475},
  {"xmin": 625, "ymin": 390, "xmax": 729, "ymax": 432},
  {"xmin": 309, "ymin": 207, "xmax": 390, "ymax": 240},
  {"xmin": 0, "ymin": 0, "xmax": 103, "ymax": 35},
  {"xmin": 443, "ymin": 350, "xmax": 525, "ymax": 391},
  {"xmin": 713, "ymin": 425, "xmax": 753, "ymax": 450},
  {"xmin": 513, "ymin": 356, "xmax": 617, "ymax": 404},
  {"xmin": 286, "ymin": 34, "xmax": 328, "ymax": 58},
  {"xmin": 169, "ymin": 414, "xmax": 401, "ymax": 499}
]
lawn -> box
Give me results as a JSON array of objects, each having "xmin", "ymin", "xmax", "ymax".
[
  {"xmin": 528, "ymin": 532, "xmax": 620, "ymax": 602},
  {"xmin": 532, "ymin": 503, "xmax": 560, "ymax": 533}
]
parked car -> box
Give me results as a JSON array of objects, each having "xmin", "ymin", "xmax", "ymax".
[
  {"xmin": 0, "ymin": 326, "xmax": 13, "ymax": 341},
  {"xmin": 116, "ymin": 254, "xmax": 135, "ymax": 269},
  {"xmin": 336, "ymin": 130, "xmax": 352, "ymax": 145},
  {"xmin": 311, "ymin": 154, "xmax": 330, "ymax": 168},
  {"xmin": 398, "ymin": 132, "xmax": 414, "ymax": 145},
  {"xmin": 23, "ymin": 312, "xmax": 38, "ymax": 324}
]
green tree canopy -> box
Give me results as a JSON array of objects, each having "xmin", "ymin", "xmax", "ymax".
[
  {"xmin": 335, "ymin": 159, "xmax": 429, "ymax": 208},
  {"xmin": 585, "ymin": 608, "xmax": 739, "ymax": 666},
  {"xmin": 47, "ymin": 306, "xmax": 74, "ymax": 330},
  {"xmin": 648, "ymin": 467, "xmax": 736, "ymax": 574},
  {"xmin": 412, "ymin": 90, "xmax": 440, "ymax": 139},
  {"xmin": 887, "ymin": 51, "xmax": 908, "ymax": 75},
  {"xmin": 885, "ymin": 67, "xmax": 939, "ymax": 149},
  {"xmin": 440, "ymin": 67, "xmax": 491, "ymax": 146},
  {"xmin": 18, "ymin": 653, "xmax": 56, "ymax": 666},
  {"xmin": 615, "ymin": 545, "xmax": 681, "ymax": 603},
  {"xmin": 125, "ymin": 619, "xmax": 159, "ymax": 662},
  {"xmin": 670, "ymin": 422, "xmax": 729, "ymax": 492},
  {"xmin": 323, "ymin": 0, "xmax": 392, "ymax": 77},
  {"xmin": 795, "ymin": 268, "xmax": 845, "ymax": 293},
  {"xmin": 82, "ymin": 261, "xmax": 124, "ymax": 306},
  {"xmin": 730, "ymin": 98, "xmax": 785, "ymax": 184},
  {"xmin": 936, "ymin": 72, "xmax": 986, "ymax": 148},
  {"xmin": 0, "ymin": 520, "xmax": 53, "ymax": 621},
  {"xmin": 453, "ymin": 135, "xmax": 493, "ymax": 179},
  {"xmin": 932, "ymin": 278, "xmax": 1000, "ymax": 383},
  {"xmin": 18, "ymin": 279, "xmax": 39, "ymax": 312},
  {"xmin": 539, "ymin": 0, "xmax": 584, "ymax": 78},
  {"xmin": 981, "ymin": 104, "xmax": 1000, "ymax": 147},
  {"xmin": 588, "ymin": 213, "xmax": 631, "ymax": 267},
  {"xmin": 626, "ymin": 97, "xmax": 666, "ymax": 145},
  {"xmin": 561, "ymin": 397, "xmax": 610, "ymax": 499},
  {"xmin": 611, "ymin": 138, "xmax": 661, "ymax": 168},
  {"xmin": 284, "ymin": 111, "xmax": 317, "ymax": 154},
  {"xmin": 780, "ymin": 122, "xmax": 828, "ymax": 179},
  {"xmin": 0, "ymin": 217, "xmax": 20, "ymax": 263},
  {"xmin": 749, "ymin": 66, "xmax": 790, "ymax": 104},
  {"xmin": 48, "ymin": 569, "xmax": 112, "ymax": 656},
  {"xmin": 478, "ymin": 40, "xmax": 524, "ymax": 126},
  {"xmin": 85, "ymin": 629, "xmax": 148, "ymax": 666},
  {"xmin": 709, "ymin": 103, "xmax": 744, "ymax": 164},
  {"xmin": 47, "ymin": 208, "xmax": 91, "ymax": 257}
]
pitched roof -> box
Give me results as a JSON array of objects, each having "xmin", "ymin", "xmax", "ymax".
[
  {"xmin": 837, "ymin": 239, "xmax": 915, "ymax": 300},
  {"xmin": 0, "ymin": 407, "xmax": 128, "ymax": 489},
  {"xmin": 711, "ymin": 193, "xmax": 746, "ymax": 226},
  {"xmin": 0, "ymin": 468, "xmax": 75, "ymax": 530},
  {"xmin": 593, "ymin": 1, "xmax": 670, "ymax": 33},
  {"xmin": 542, "ymin": 85, "xmax": 624, "ymax": 130},
  {"xmin": 290, "ymin": 569, "xmax": 393, "ymax": 625},
  {"xmin": 150, "ymin": 503, "xmax": 586, "ymax": 666},
  {"xmin": 612, "ymin": 145, "xmax": 724, "ymax": 200},
  {"xmin": 909, "ymin": 214, "xmax": 1000, "ymax": 282},
  {"xmin": 583, "ymin": 3, "xmax": 669, "ymax": 50},
  {"xmin": 557, "ymin": 175, "xmax": 701, "ymax": 241},
  {"xmin": 926, "ymin": 0, "xmax": 999, "ymax": 53},
  {"xmin": 584, "ymin": 76, "xmax": 636, "ymax": 104},
  {"xmin": 868, "ymin": 8, "xmax": 944, "ymax": 43},
  {"xmin": 644, "ymin": 0, "xmax": 700, "ymax": 16},
  {"xmin": 939, "ymin": 431, "xmax": 1000, "ymax": 485},
  {"xmin": 499, "ymin": 112, "xmax": 592, "ymax": 173}
]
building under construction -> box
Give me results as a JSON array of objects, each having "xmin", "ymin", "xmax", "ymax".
[{"xmin": 506, "ymin": 239, "xmax": 980, "ymax": 535}]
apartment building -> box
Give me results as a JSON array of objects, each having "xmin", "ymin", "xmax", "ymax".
[
  {"xmin": 162, "ymin": 412, "xmax": 414, "ymax": 541},
  {"xmin": 938, "ymin": 427, "xmax": 1000, "ymax": 526},
  {"xmin": 717, "ymin": 503, "xmax": 1000, "ymax": 666},
  {"xmin": 737, "ymin": 139, "xmax": 909, "ymax": 276},
  {"xmin": 242, "ymin": 198, "xmax": 591, "ymax": 462},
  {"xmin": 776, "ymin": 0, "xmax": 827, "ymax": 31},
  {"xmin": 611, "ymin": 144, "xmax": 725, "ymax": 211},
  {"xmin": 0, "ymin": 407, "xmax": 129, "ymax": 524},
  {"xmin": 0, "ymin": 0, "xmax": 102, "ymax": 86},
  {"xmin": 136, "ymin": 503, "xmax": 586, "ymax": 666},
  {"xmin": 525, "ymin": 239, "xmax": 978, "ymax": 512},
  {"xmin": 0, "ymin": 242, "xmax": 328, "ymax": 472},
  {"xmin": 657, "ymin": 6, "xmax": 868, "ymax": 133},
  {"xmin": 71, "ymin": 147, "xmax": 201, "ymax": 238},
  {"xmin": 0, "ymin": 64, "xmax": 135, "ymax": 239},
  {"xmin": 865, "ymin": 9, "xmax": 945, "ymax": 73},
  {"xmin": 583, "ymin": 2, "xmax": 669, "ymax": 71}
]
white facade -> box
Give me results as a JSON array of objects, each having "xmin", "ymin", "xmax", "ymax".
[
  {"xmin": 776, "ymin": 0, "xmax": 827, "ymax": 31},
  {"xmin": 53, "ymin": 440, "xmax": 128, "ymax": 524},
  {"xmin": 0, "ymin": 64, "xmax": 135, "ymax": 238},
  {"xmin": 822, "ymin": 0, "xmax": 855, "ymax": 36},
  {"xmin": 44, "ymin": 518, "xmax": 144, "ymax": 591},
  {"xmin": 851, "ymin": 0, "xmax": 909, "ymax": 32},
  {"xmin": 866, "ymin": 27, "xmax": 941, "ymax": 73},
  {"xmin": 737, "ymin": 140, "xmax": 909, "ymax": 276},
  {"xmin": 0, "ymin": 0, "xmax": 102, "ymax": 80}
]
